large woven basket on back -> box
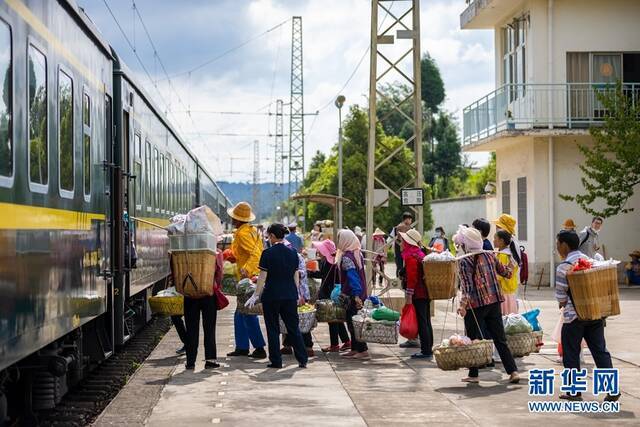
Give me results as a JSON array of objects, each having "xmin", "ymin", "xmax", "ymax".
[
  {"xmin": 567, "ymin": 265, "xmax": 620, "ymax": 320},
  {"xmin": 149, "ymin": 295, "xmax": 184, "ymax": 316},
  {"xmin": 433, "ymin": 339, "xmax": 493, "ymax": 371},
  {"xmin": 170, "ymin": 250, "xmax": 216, "ymax": 298},
  {"xmin": 506, "ymin": 332, "xmax": 538, "ymax": 357},
  {"xmin": 315, "ymin": 299, "xmax": 347, "ymax": 323},
  {"xmin": 422, "ymin": 260, "xmax": 457, "ymax": 300}
]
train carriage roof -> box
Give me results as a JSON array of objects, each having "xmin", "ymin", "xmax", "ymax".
[{"xmin": 61, "ymin": 0, "xmax": 114, "ymax": 58}]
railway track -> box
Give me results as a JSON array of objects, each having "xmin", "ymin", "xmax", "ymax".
[{"xmin": 35, "ymin": 317, "xmax": 171, "ymax": 427}]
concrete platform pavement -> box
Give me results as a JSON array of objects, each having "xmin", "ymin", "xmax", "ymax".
[{"xmin": 94, "ymin": 288, "xmax": 640, "ymax": 426}]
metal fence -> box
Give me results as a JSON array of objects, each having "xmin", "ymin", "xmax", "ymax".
[{"xmin": 462, "ymin": 82, "xmax": 640, "ymax": 145}]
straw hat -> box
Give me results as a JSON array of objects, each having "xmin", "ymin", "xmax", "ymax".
[
  {"xmin": 492, "ymin": 213, "xmax": 516, "ymax": 235},
  {"xmin": 629, "ymin": 250, "xmax": 640, "ymax": 258},
  {"xmin": 372, "ymin": 227, "xmax": 386, "ymax": 237},
  {"xmin": 399, "ymin": 229, "xmax": 423, "ymax": 247},
  {"xmin": 562, "ymin": 218, "xmax": 577, "ymax": 230},
  {"xmin": 227, "ymin": 202, "xmax": 256, "ymax": 222}
]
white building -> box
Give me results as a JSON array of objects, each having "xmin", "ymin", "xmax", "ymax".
[{"xmin": 460, "ymin": 0, "xmax": 640, "ymax": 285}]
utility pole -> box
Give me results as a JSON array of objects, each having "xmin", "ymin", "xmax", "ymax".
[
  {"xmin": 273, "ymin": 99, "xmax": 285, "ymax": 220},
  {"xmin": 335, "ymin": 95, "xmax": 345, "ymax": 229},
  {"xmin": 253, "ymin": 140, "xmax": 260, "ymax": 215},
  {"xmin": 289, "ymin": 16, "xmax": 304, "ymax": 224},
  {"xmin": 366, "ymin": 0, "xmax": 423, "ymax": 278}
]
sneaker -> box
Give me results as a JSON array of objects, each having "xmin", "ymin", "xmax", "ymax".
[
  {"xmin": 322, "ymin": 345, "xmax": 340, "ymax": 353},
  {"xmin": 204, "ymin": 361, "xmax": 220, "ymax": 369},
  {"xmin": 559, "ymin": 392, "xmax": 583, "ymax": 401},
  {"xmin": 249, "ymin": 348, "xmax": 267, "ymax": 359},
  {"xmin": 176, "ymin": 346, "xmax": 186, "ymax": 355},
  {"xmin": 410, "ymin": 352, "xmax": 433, "ymax": 360},
  {"xmin": 227, "ymin": 349, "xmax": 249, "ymax": 357},
  {"xmin": 461, "ymin": 377, "xmax": 479, "ymax": 383},
  {"xmin": 306, "ymin": 348, "xmax": 315, "ymax": 357},
  {"xmin": 351, "ymin": 351, "xmax": 370, "ymax": 360},
  {"xmin": 339, "ymin": 341, "xmax": 352, "ymax": 351},
  {"xmin": 399, "ymin": 340, "xmax": 420, "ymax": 348},
  {"xmin": 280, "ymin": 346, "xmax": 293, "ymax": 355}
]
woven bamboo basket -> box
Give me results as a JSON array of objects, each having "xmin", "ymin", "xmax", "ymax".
[
  {"xmin": 308, "ymin": 279, "xmax": 320, "ymax": 304},
  {"xmin": 236, "ymin": 292, "xmax": 263, "ymax": 316},
  {"xmin": 315, "ymin": 299, "xmax": 347, "ymax": 323},
  {"xmin": 378, "ymin": 295, "xmax": 405, "ymax": 313},
  {"xmin": 567, "ymin": 265, "xmax": 620, "ymax": 320},
  {"xmin": 170, "ymin": 250, "xmax": 216, "ymax": 298},
  {"xmin": 149, "ymin": 295, "xmax": 184, "ymax": 316},
  {"xmin": 279, "ymin": 310, "xmax": 318, "ymax": 334},
  {"xmin": 422, "ymin": 260, "xmax": 457, "ymax": 300},
  {"xmin": 506, "ymin": 332, "xmax": 538, "ymax": 357},
  {"xmin": 433, "ymin": 339, "xmax": 493, "ymax": 371},
  {"xmin": 353, "ymin": 317, "xmax": 399, "ymax": 344}
]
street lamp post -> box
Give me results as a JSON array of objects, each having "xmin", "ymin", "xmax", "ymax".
[{"xmin": 335, "ymin": 95, "xmax": 345, "ymax": 230}]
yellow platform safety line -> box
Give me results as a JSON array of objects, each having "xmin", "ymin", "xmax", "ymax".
[
  {"xmin": 0, "ymin": 202, "xmax": 105, "ymax": 230},
  {"xmin": 6, "ymin": 0, "xmax": 107, "ymax": 93}
]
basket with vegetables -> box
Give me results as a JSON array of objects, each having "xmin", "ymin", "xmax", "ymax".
[
  {"xmin": 315, "ymin": 299, "xmax": 347, "ymax": 323},
  {"xmin": 352, "ymin": 307, "xmax": 400, "ymax": 345},
  {"xmin": 422, "ymin": 251, "xmax": 457, "ymax": 300},
  {"xmin": 433, "ymin": 335, "xmax": 493, "ymax": 371},
  {"xmin": 503, "ymin": 314, "xmax": 537, "ymax": 357},
  {"xmin": 279, "ymin": 304, "xmax": 318, "ymax": 334},
  {"xmin": 149, "ymin": 287, "xmax": 184, "ymax": 316},
  {"xmin": 235, "ymin": 278, "xmax": 263, "ymax": 316}
]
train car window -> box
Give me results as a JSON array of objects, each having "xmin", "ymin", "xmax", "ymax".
[
  {"xmin": 58, "ymin": 69, "xmax": 73, "ymax": 193},
  {"xmin": 28, "ymin": 44, "xmax": 47, "ymax": 186},
  {"xmin": 145, "ymin": 141, "xmax": 151, "ymax": 212},
  {"xmin": 83, "ymin": 93, "xmax": 91, "ymax": 196},
  {"xmin": 153, "ymin": 148, "xmax": 158, "ymax": 212},
  {"xmin": 159, "ymin": 153, "xmax": 165, "ymax": 213},
  {"xmin": 134, "ymin": 134, "xmax": 142, "ymax": 210},
  {"xmin": 168, "ymin": 161, "xmax": 173, "ymax": 214},
  {"xmin": 0, "ymin": 20, "xmax": 12, "ymax": 179}
]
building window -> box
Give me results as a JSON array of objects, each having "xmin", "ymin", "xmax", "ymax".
[
  {"xmin": 83, "ymin": 93, "xmax": 91, "ymax": 196},
  {"xmin": 502, "ymin": 16, "xmax": 527, "ymax": 101},
  {"xmin": 58, "ymin": 70, "xmax": 73, "ymax": 193},
  {"xmin": 517, "ymin": 177, "xmax": 527, "ymax": 240},
  {"xmin": 0, "ymin": 21, "xmax": 12, "ymax": 178},
  {"xmin": 501, "ymin": 180, "xmax": 510, "ymax": 214},
  {"xmin": 28, "ymin": 44, "xmax": 47, "ymax": 185}
]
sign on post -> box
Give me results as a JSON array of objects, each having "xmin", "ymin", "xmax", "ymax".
[{"xmin": 401, "ymin": 188, "xmax": 424, "ymax": 206}]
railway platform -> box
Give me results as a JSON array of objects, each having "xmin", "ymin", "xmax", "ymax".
[{"xmin": 94, "ymin": 289, "xmax": 640, "ymax": 426}]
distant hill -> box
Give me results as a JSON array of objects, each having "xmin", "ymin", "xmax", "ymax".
[{"xmin": 218, "ymin": 181, "xmax": 296, "ymax": 221}]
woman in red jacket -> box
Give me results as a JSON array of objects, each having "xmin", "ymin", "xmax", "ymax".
[{"xmin": 400, "ymin": 229, "xmax": 433, "ymax": 359}]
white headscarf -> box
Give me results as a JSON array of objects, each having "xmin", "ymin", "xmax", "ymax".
[{"xmin": 335, "ymin": 229, "xmax": 363, "ymax": 269}]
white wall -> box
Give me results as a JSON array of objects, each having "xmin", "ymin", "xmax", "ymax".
[{"xmin": 429, "ymin": 195, "xmax": 497, "ymax": 240}]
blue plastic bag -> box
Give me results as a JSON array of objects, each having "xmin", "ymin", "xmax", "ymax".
[
  {"xmin": 522, "ymin": 308, "xmax": 541, "ymax": 331},
  {"xmin": 330, "ymin": 284, "xmax": 342, "ymax": 303},
  {"xmin": 368, "ymin": 296, "xmax": 382, "ymax": 307}
]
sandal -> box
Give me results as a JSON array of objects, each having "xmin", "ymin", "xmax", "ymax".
[{"xmin": 461, "ymin": 377, "xmax": 480, "ymax": 383}]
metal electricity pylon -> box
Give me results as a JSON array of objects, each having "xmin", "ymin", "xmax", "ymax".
[
  {"xmin": 288, "ymin": 16, "xmax": 304, "ymax": 222},
  {"xmin": 273, "ymin": 99, "xmax": 285, "ymax": 219},
  {"xmin": 366, "ymin": 0, "xmax": 423, "ymax": 269},
  {"xmin": 253, "ymin": 140, "xmax": 260, "ymax": 213}
]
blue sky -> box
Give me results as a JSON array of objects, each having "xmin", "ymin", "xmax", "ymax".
[{"xmin": 80, "ymin": 0, "xmax": 494, "ymax": 182}]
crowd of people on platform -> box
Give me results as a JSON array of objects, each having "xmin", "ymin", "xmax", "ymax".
[{"xmin": 167, "ymin": 200, "xmax": 625, "ymax": 401}]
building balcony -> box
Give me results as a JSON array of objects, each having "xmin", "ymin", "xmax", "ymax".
[
  {"xmin": 460, "ymin": 0, "xmax": 525, "ymax": 29},
  {"xmin": 462, "ymin": 82, "xmax": 640, "ymax": 149}
]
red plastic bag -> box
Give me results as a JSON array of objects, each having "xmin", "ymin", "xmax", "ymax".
[{"xmin": 399, "ymin": 304, "xmax": 418, "ymax": 340}]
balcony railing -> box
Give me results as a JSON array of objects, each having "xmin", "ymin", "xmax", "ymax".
[{"xmin": 462, "ymin": 82, "xmax": 640, "ymax": 146}]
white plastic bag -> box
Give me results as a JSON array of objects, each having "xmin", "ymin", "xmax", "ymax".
[
  {"xmin": 185, "ymin": 206, "xmax": 223, "ymax": 235},
  {"xmin": 167, "ymin": 214, "xmax": 187, "ymax": 235},
  {"xmin": 503, "ymin": 313, "xmax": 533, "ymax": 335}
]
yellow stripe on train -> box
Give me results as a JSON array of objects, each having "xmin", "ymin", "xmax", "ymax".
[{"xmin": 0, "ymin": 202, "xmax": 105, "ymax": 230}]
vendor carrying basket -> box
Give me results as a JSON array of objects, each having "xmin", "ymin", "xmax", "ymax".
[
  {"xmin": 236, "ymin": 292, "xmax": 263, "ymax": 316},
  {"xmin": 422, "ymin": 260, "xmax": 457, "ymax": 300},
  {"xmin": 280, "ymin": 310, "xmax": 318, "ymax": 334},
  {"xmin": 170, "ymin": 249, "xmax": 216, "ymax": 298},
  {"xmin": 149, "ymin": 295, "xmax": 184, "ymax": 316},
  {"xmin": 315, "ymin": 299, "xmax": 347, "ymax": 323},
  {"xmin": 352, "ymin": 312, "xmax": 398, "ymax": 345},
  {"xmin": 506, "ymin": 332, "xmax": 538, "ymax": 357},
  {"xmin": 567, "ymin": 265, "xmax": 620, "ymax": 320},
  {"xmin": 433, "ymin": 340, "xmax": 493, "ymax": 371}
]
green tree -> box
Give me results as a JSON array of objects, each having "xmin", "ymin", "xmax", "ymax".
[
  {"xmin": 560, "ymin": 82, "xmax": 640, "ymax": 217},
  {"xmin": 464, "ymin": 152, "xmax": 497, "ymax": 195},
  {"xmin": 421, "ymin": 53, "xmax": 445, "ymax": 113}
]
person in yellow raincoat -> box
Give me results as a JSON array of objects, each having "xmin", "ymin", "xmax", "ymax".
[
  {"xmin": 493, "ymin": 229, "xmax": 520, "ymax": 314},
  {"xmin": 226, "ymin": 202, "xmax": 267, "ymax": 359}
]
